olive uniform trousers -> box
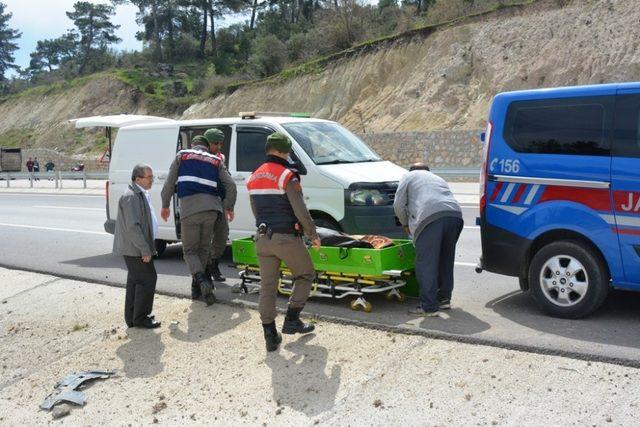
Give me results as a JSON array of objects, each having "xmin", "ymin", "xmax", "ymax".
[
  {"xmin": 181, "ymin": 210, "xmax": 218, "ymax": 274},
  {"xmin": 256, "ymin": 233, "xmax": 315, "ymax": 324}
]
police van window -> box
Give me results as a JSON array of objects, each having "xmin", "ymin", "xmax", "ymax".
[
  {"xmin": 504, "ymin": 96, "xmax": 613, "ymax": 156},
  {"xmin": 237, "ymin": 130, "xmax": 269, "ymax": 172},
  {"xmin": 613, "ymin": 94, "xmax": 640, "ymax": 158}
]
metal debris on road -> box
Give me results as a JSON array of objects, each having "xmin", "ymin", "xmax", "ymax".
[{"xmin": 40, "ymin": 370, "xmax": 116, "ymax": 411}]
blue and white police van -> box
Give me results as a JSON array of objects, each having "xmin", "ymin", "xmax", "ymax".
[{"xmin": 478, "ymin": 83, "xmax": 640, "ymax": 318}]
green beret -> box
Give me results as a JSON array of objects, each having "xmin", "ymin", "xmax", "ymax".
[
  {"xmin": 192, "ymin": 135, "xmax": 208, "ymax": 145},
  {"xmin": 265, "ymin": 132, "xmax": 292, "ymax": 153},
  {"xmin": 204, "ymin": 128, "xmax": 225, "ymax": 143}
]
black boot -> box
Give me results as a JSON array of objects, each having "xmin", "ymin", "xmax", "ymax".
[
  {"xmin": 282, "ymin": 306, "xmax": 315, "ymax": 335},
  {"xmin": 194, "ymin": 272, "xmax": 216, "ymax": 306},
  {"xmin": 263, "ymin": 322, "xmax": 282, "ymax": 352},
  {"xmin": 211, "ymin": 259, "xmax": 226, "ymax": 282},
  {"xmin": 191, "ymin": 276, "xmax": 201, "ymax": 300}
]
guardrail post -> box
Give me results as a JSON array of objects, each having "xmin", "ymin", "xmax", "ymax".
[
  {"xmin": 60, "ymin": 173, "xmax": 63, "ymax": 189},
  {"xmin": 29, "ymin": 173, "xmax": 33, "ymax": 188},
  {"xmin": 83, "ymin": 171, "xmax": 87, "ymax": 189},
  {"xmin": 55, "ymin": 171, "xmax": 59, "ymax": 189},
  {"xmin": 5, "ymin": 174, "xmax": 9, "ymax": 188}
]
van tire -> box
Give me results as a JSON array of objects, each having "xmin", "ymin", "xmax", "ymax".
[
  {"xmin": 313, "ymin": 215, "xmax": 341, "ymax": 232},
  {"xmin": 528, "ymin": 240, "xmax": 608, "ymax": 319},
  {"xmin": 154, "ymin": 239, "xmax": 167, "ymax": 258}
]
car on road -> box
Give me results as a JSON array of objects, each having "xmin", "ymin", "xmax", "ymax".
[
  {"xmin": 478, "ymin": 83, "xmax": 640, "ymax": 318},
  {"xmin": 72, "ymin": 113, "xmax": 406, "ymax": 255}
]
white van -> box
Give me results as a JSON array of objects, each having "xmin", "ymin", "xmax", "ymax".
[{"xmin": 73, "ymin": 113, "xmax": 407, "ymax": 255}]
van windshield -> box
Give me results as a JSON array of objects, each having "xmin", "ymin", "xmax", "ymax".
[{"xmin": 282, "ymin": 122, "xmax": 381, "ymax": 165}]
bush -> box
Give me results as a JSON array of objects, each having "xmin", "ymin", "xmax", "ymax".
[{"xmin": 247, "ymin": 35, "xmax": 287, "ymax": 78}]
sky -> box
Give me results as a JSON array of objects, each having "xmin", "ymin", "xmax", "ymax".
[{"xmin": 3, "ymin": 0, "xmax": 246, "ymax": 76}]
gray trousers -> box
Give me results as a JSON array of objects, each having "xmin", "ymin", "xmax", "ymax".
[
  {"xmin": 209, "ymin": 212, "xmax": 229, "ymax": 262},
  {"xmin": 415, "ymin": 216, "xmax": 464, "ymax": 311},
  {"xmin": 181, "ymin": 210, "xmax": 218, "ymax": 275},
  {"xmin": 256, "ymin": 233, "xmax": 315, "ymax": 324}
]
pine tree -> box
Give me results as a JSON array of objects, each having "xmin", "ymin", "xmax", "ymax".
[
  {"xmin": 0, "ymin": 2, "xmax": 22, "ymax": 81},
  {"xmin": 66, "ymin": 1, "xmax": 121, "ymax": 74}
]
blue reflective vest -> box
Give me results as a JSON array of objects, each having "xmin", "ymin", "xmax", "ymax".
[{"xmin": 176, "ymin": 149, "xmax": 223, "ymax": 199}]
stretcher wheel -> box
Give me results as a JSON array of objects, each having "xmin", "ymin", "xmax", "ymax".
[
  {"xmin": 385, "ymin": 289, "xmax": 406, "ymax": 302},
  {"xmin": 350, "ymin": 299, "xmax": 372, "ymax": 312}
]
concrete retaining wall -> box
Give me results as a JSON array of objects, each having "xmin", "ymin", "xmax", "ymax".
[{"xmin": 358, "ymin": 130, "xmax": 484, "ymax": 169}]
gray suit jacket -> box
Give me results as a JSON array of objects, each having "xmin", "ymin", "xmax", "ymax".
[{"xmin": 113, "ymin": 183, "xmax": 156, "ymax": 257}]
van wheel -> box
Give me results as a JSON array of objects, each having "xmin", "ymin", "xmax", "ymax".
[
  {"xmin": 154, "ymin": 239, "xmax": 167, "ymax": 258},
  {"xmin": 313, "ymin": 216, "xmax": 341, "ymax": 232},
  {"xmin": 528, "ymin": 240, "xmax": 609, "ymax": 319}
]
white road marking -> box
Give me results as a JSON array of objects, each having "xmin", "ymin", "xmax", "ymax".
[
  {"xmin": 0, "ymin": 222, "xmax": 108, "ymax": 235},
  {"xmin": 32, "ymin": 205, "xmax": 103, "ymax": 211},
  {"xmin": 0, "ymin": 193, "xmax": 102, "ymax": 197},
  {"xmin": 463, "ymin": 226, "xmax": 480, "ymax": 230}
]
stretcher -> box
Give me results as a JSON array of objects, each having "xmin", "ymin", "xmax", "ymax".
[{"xmin": 232, "ymin": 237, "xmax": 416, "ymax": 312}]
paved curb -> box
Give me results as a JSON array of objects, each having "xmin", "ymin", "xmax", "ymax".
[{"xmin": 2, "ymin": 262, "xmax": 638, "ymax": 370}]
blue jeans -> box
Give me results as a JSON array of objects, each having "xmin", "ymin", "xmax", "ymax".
[{"xmin": 414, "ymin": 216, "xmax": 464, "ymax": 311}]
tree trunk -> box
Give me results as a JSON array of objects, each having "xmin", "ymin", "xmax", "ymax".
[
  {"xmin": 415, "ymin": 0, "xmax": 422, "ymax": 15},
  {"xmin": 208, "ymin": 2, "xmax": 217, "ymax": 58},
  {"xmin": 250, "ymin": 0, "xmax": 258, "ymax": 30},
  {"xmin": 166, "ymin": 0, "xmax": 176, "ymax": 62},
  {"xmin": 199, "ymin": 1, "xmax": 207, "ymax": 59},
  {"xmin": 79, "ymin": 11, "xmax": 95, "ymax": 74},
  {"xmin": 151, "ymin": 1, "xmax": 162, "ymax": 61}
]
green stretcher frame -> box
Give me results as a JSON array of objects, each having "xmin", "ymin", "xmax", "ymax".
[{"xmin": 232, "ymin": 237, "xmax": 420, "ymax": 310}]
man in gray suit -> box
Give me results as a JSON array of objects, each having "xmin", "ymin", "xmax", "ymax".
[{"xmin": 113, "ymin": 163, "xmax": 160, "ymax": 328}]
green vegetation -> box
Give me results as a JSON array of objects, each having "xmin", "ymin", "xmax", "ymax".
[
  {"xmin": 0, "ymin": 128, "xmax": 35, "ymax": 148},
  {"xmin": 0, "ymin": 0, "xmax": 543, "ymax": 114}
]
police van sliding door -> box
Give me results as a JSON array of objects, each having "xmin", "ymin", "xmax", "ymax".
[
  {"xmin": 231, "ymin": 125, "xmax": 275, "ymax": 240},
  {"xmin": 612, "ymin": 92, "xmax": 640, "ymax": 288}
]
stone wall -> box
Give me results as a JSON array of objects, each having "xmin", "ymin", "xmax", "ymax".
[
  {"xmin": 358, "ymin": 130, "xmax": 484, "ymax": 169},
  {"xmin": 15, "ymin": 129, "xmax": 484, "ymax": 173}
]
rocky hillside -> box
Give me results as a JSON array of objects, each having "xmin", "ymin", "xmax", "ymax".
[
  {"xmin": 2, "ymin": 0, "xmax": 639, "ymax": 157},
  {"xmin": 183, "ymin": 0, "xmax": 640, "ymax": 132},
  {"xmin": 0, "ymin": 74, "xmax": 148, "ymax": 156}
]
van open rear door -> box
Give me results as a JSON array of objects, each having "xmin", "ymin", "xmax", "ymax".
[
  {"xmin": 71, "ymin": 115, "xmax": 174, "ymax": 161},
  {"xmin": 70, "ymin": 114, "xmax": 175, "ymax": 235}
]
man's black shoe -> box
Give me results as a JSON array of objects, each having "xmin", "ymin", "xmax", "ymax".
[
  {"xmin": 282, "ymin": 306, "xmax": 315, "ymax": 335},
  {"xmin": 136, "ymin": 317, "xmax": 161, "ymax": 329},
  {"xmin": 194, "ymin": 272, "xmax": 215, "ymax": 306},
  {"xmin": 263, "ymin": 322, "xmax": 282, "ymax": 352},
  {"xmin": 191, "ymin": 276, "xmax": 201, "ymax": 300},
  {"xmin": 211, "ymin": 259, "xmax": 226, "ymax": 282}
]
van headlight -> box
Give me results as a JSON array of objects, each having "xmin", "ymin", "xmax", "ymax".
[{"xmin": 348, "ymin": 189, "xmax": 386, "ymax": 206}]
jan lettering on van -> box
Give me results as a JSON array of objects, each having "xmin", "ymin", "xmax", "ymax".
[{"xmin": 617, "ymin": 192, "xmax": 640, "ymax": 213}]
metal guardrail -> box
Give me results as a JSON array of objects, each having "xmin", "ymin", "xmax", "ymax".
[
  {"xmin": 0, "ymin": 171, "xmax": 108, "ymax": 188},
  {"xmin": 0, "ymin": 168, "xmax": 479, "ymax": 189}
]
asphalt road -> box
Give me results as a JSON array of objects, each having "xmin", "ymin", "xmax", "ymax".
[{"xmin": 1, "ymin": 192, "xmax": 639, "ymax": 366}]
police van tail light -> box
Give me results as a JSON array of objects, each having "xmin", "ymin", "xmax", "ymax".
[
  {"xmin": 479, "ymin": 121, "xmax": 493, "ymax": 215},
  {"xmin": 105, "ymin": 181, "xmax": 110, "ymax": 203}
]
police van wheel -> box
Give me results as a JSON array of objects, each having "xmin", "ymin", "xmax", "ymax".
[
  {"xmin": 528, "ymin": 240, "xmax": 609, "ymax": 319},
  {"xmin": 154, "ymin": 239, "xmax": 167, "ymax": 258}
]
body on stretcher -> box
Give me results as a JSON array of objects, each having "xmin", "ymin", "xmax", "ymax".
[{"xmin": 232, "ymin": 237, "xmax": 416, "ymax": 312}]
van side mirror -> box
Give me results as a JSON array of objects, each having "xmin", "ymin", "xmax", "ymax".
[{"xmin": 480, "ymin": 132, "xmax": 486, "ymax": 143}]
